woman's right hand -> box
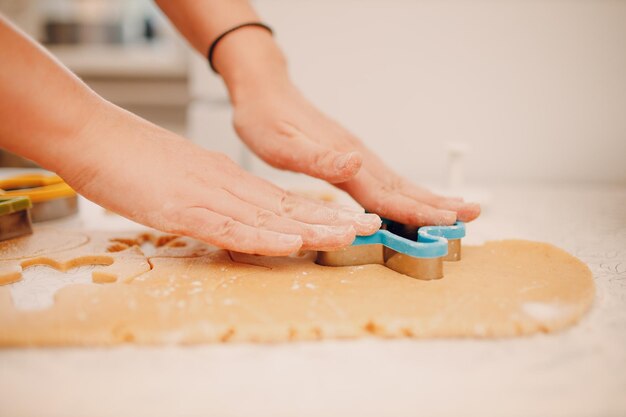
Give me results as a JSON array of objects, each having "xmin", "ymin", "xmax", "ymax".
[
  {"xmin": 2, "ymin": 14, "xmax": 381, "ymax": 256},
  {"xmin": 59, "ymin": 104, "xmax": 381, "ymax": 256}
]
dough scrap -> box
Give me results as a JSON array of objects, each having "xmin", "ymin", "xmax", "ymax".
[
  {"xmin": 106, "ymin": 232, "xmax": 214, "ymax": 258},
  {"xmin": 0, "ymin": 230, "xmax": 595, "ymax": 346},
  {"xmin": 0, "ymin": 228, "xmax": 87, "ymax": 261},
  {"xmin": 0, "ymin": 229, "xmax": 150, "ymax": 286}
]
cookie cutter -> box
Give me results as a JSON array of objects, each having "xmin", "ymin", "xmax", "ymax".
[
  {"xmin": 0, "ymin": 173, "xmax": 78, "ymax": 222},
  {"xmin": 0, "ymin": 196, "xmax": 33, "ymax": 241},
  {"xmin": 317, "ymin": 221, "xmax": 465, "ymax": 280}
]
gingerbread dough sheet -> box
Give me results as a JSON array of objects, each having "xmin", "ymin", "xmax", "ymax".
[{"xmin": 0, "ymin": 229, "xmax": 594, "ymax": 345}]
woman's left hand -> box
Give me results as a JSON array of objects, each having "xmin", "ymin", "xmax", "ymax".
[{"xmin": 232, "ymin": 81, "xmax": 481, "ymax": 227}]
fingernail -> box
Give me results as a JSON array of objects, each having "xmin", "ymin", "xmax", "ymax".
[
  {"xmin": 334, "ymin": 152, "xmax": 356, "ymax": 171},
  {"xmin": 279, "ymin": 234, "xmax": 302, "ymax": 246},
  {"xmin": 356, "ymin": 213, "xmax": 381, "ymax": 227}
]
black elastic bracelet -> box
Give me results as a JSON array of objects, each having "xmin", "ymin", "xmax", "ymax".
[{"xmin": 207, "ymin": 22, "xmax": 274, "ymax": 74}]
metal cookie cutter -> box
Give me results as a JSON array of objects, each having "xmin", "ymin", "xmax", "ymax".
[
  {"xmin": 0, "ymin": 174, "xmax": 78, "ymax": 222},
  {"xmin": 317, "ymin": 221, "xmax": 466, "ymax": 280},
  {"xmin": 0, "ymin": 196, "xmax": 33, "ymax": 241}
]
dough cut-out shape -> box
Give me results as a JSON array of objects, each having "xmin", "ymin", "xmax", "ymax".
[
  {"xmin": 106, "ymin": 232, "xmax": 216, "ymax": 259},
  {"xmin": 0, "ymin": 231, "xmax": 595, "ymax": 346},
  {"xmin": 11, "ymin": 264, "xmax": 102, "ymax": 311},
  {"xmin": 0, "ymin": 227, "xmax": 87, "ymax": 261},
  {"xmin": 0, "ymin": 230, "xmax": 150, "ymax": 286},
  {"xmin": 150, "ymin": 235, "xmax": 219, "ymax": 258}
]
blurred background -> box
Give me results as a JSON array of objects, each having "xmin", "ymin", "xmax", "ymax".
[{"xmin": 0, "ymin": 0, "xmax": 624, "ymax": 194}]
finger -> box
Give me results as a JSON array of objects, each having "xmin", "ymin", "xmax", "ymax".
[
  {"xmin": 286, "ymin": 193, "xmax": 379, "ymax": 234},
  {"xmin": 253, "ymin": 124, "xmax": 363, "ymax": 183},
  {"xmin": 338, "ymin": 170, "xmax": 457, "ymax": 226},
  {"xmin": 357, "ymin": 149, "xmax": 482, "ymax": 222},
  {"xmin": 350, "ymin": 155, "xmax": 480, "ymax": 223},
  {"xmin": 175, "ymin": 207, "xmax": 302, "ymax": 256},
  {"xmin": 224, "ymin": 174, "xmax": 381, "ymax": 235},
  {"xmin": 196, "ymin": 188, "xmax": 357, "ymax": 250},
  {"xmin": 320, "ymin": 201, "xmax": 365, "ymax": 213},
  {"xmin": 287, "ymin": 191, "xmax": 366, "ymax": 213},
  {"xmin": 375, "ymin": 194, "xmax": 457, "ymax": 226},
  {"xmin": 399, "ymin": 184, "xmax": 481, "ymax": 222},
  {"xmin": 427, "ymin": 198, "xmax": 481, "ymax": 222}
]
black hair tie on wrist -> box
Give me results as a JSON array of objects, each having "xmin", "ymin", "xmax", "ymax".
[{"xmin": 207, "ymin": 22, "xmax": 274, "ymax": 74}]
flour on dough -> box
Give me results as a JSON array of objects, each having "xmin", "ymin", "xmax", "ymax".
[
  {"xmin": 0, "ymin": 229, "xmax": 151, "ymax": 286},
  {"xmin": 0, "ymin": 230, "xmax": 595, "ymax": 346}
]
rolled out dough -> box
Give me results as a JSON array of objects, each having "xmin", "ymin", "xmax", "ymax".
[
  {"xmin": 0, "ymin": 230, "xmax": 151, "ymax": 286},
  {"xmin": 0, "ymin": 228, "xmax": 87, "ymax": 261},
  {"xmin": 0, "ymin": 229, "xmax": 594, "ymax": 346}
]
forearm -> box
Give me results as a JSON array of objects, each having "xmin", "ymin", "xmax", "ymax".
[
  {"xmin": 0, "ymin": 13, "xmax": 380, "ymax": 252},
  {"xmin": 155, "ymin": 0, "xmax": 290, "ymax": 102},
  {"xmin": 0, "ymin": 15, "xmax": 107, "ymax": 174}
]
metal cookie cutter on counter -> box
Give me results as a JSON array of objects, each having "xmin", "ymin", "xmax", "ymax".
[
  {"xmin": 0, "ymin": 173, "xmax": 78, "ymax": 222},
  {"xmin": 0, "ymin": 196, "xmax": 33, "ymax": 241},
  {"xmin": 316, "ymin": 220, "xmax": 465, "ymax": 280}
]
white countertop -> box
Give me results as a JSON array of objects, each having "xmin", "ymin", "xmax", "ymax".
[{"xmin": 0, "ymin": 183, "xmax": 625, "ymax": 417}]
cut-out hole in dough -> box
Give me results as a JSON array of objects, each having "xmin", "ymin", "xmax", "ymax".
[
  {"xmin": 107, "ymin": 243, "xmax": 128, "ymax": 253},
  {"xmin": 107, "ymin": 233, "xmax": 186, "ymax": 257},
  {"xmin": 138, "ymin": 242, "xmax": 159, "ymax": 257},
  {"xmin": 9, "ymin": 264, "xmax": 101, "ymax": 311},
  {"xmin": 20, "ymin": 256, "xmax": 114, "ymax": 271}
]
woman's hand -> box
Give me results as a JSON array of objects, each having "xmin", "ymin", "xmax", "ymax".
[
  {"xmin": 60, "ymin": 104, "xmax": 381, "ymax": 256},
  {"xmin": 152, "ymin": 3, "xmax": 481, "ymax": 227},
  {"xmin": 232, "ymin": 82, "xmax": 481, "ymax": 226},
  {"xmin": 1, "ymin": 15, "xmax": 383, "ymax": 257}
]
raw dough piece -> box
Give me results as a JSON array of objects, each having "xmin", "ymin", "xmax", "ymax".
[
  {"xmin": 107, "ymin": 232, "xmax": 216, "ymax": 259},
  {"xmin": 0, "ymin": 230, "xmax": 150, "ymax": 285},
  {"xmin": 0, "ymin": 233, "xmax": 594, "ymax": 345},
  {"xmin": 151, "ymin": 236, "xmax": 217, "ymax": 258},
  {"xmin": 0, "ymin": 228, "xmax": 87, "ymax": 261}
]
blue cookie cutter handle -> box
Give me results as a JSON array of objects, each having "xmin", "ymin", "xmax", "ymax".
[
  {"xmin": 419, "ymin": 221, "xmax": 466, "ymax": 240},
  {"xmin": 352, "ymin": 221, "xmax": 466, "ymax": 259}
]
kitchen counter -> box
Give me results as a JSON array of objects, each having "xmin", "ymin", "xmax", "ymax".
[
  {"xmin": 47, "ymin": 43, "xmax": 188, "ymax": 79},
  {"xmin": 0, "ymin": 183, "xmax": 624, "ymax": 417}
]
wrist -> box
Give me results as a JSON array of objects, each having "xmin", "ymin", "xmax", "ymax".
[
  {"xmin": 213, "ymin": 28, "xmax": 291, "ymax": 104},
  {"xmin": 44, "ymin": 98, "xmax": 113, "ymax": 185}
]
